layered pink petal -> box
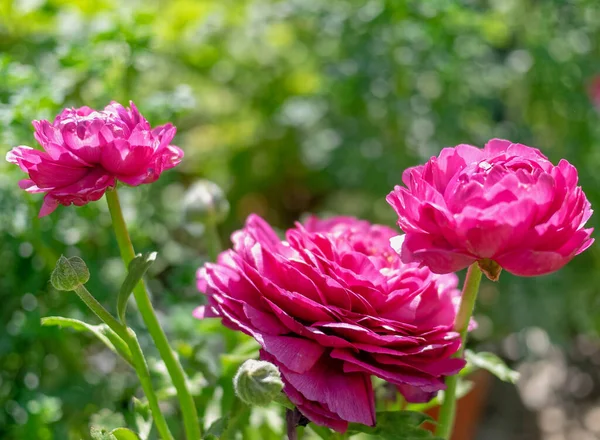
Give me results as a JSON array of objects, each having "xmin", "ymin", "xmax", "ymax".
[
  {"xmin": 7, "ymin": 101, "xmax": 183, "ymax": 216},
  {"xmin": 387, "ymin": 138, "xmax": 593, "ymax": 277},
  {"xmin": 196, "ymin": 215, "xmax": 465, "ymax": 431}
]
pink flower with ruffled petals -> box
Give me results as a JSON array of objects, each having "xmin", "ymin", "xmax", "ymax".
[
  {"xmin": 387, "ymin": 139, "xmax": 594, "ymax": 277},
  {"xmin": 196, "ymin": 215, "xmax": 465, "ymax": 432},
  {"xmin": 6, "ymin": 101, "xmax": 183, "ymax": 217}
]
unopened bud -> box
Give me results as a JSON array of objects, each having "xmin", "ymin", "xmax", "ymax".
[
  {"xmin": 233, "ymin": 360, "xmax": 284, "ymax": 406},
  {"xmin": 51, "ymin": 255, "xmax": 90, "ymax": 291},
  {"xmin": 182, "ymin": 180, "xmax": 230, "ymax": 228}
]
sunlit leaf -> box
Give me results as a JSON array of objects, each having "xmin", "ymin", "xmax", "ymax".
[
  {"xmin": 110, "ymin": 428, "xmax": 142, "ymax": 440},
  {"xmin": 41, "ymin": 316, "xmax": 132, "ymax": 366},
  {"xmin": 465, "ymin": 350, "xmax": 520, "ymax": 384}
]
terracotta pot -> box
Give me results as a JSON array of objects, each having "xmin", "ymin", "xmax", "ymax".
[{"xmin": 425, "ymin": 370, "xmax": 492, "ymax": 440}]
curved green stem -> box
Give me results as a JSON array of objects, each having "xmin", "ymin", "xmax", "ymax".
[
  {"xmin": 126, "ymin": 329, "xmax": 175, "ymax": 440},
  {"xmin": 73, "ymin": 285, "xmax": 174, "ymax": 440},
  {"xmin": 106, "ymin": 189, "xmax": 201, "ymax": 440},
  {"xmin": 73, "ymin": 285, "xmax": 128, "ymax": 340},
  {"xmin": 435, "ymin": 263, "xmax": 483, "ymax": 439}
]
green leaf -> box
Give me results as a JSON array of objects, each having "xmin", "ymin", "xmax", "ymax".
[
  {"xmin": 465, "ymin": 350, "xmax": 520, "ymax": 384},
  {"xmin": 110, "ymin": 428, "xmax": 142, "ymax": 440},
  {"xmin": 90, "ymin": 427, "xmax": 117, "ymax": 440},
  {"xmin": 308, "ymin": 423, "xmax": 332, "ymax": 440},
  {"xmin": 90, "ymin": 427, "xmax": 141, "ymax": 440},
  {"xmin": 204, "ymin": 416, "xmax": 229, "ymax": 439},
  {"xmin": 406, "ymin": 378, "xmax": 474, "ymax": 412},
  {"xmin": 348, "ymin": 411, "xmax": 441, "ymax": 439},
  {"xmin": 118, "ymin": 252, "xmax": 157, "ymax": 324},
  {"xmin": 132, "ymin": 398, "xmax": 152, "ymax": 440},
  {"xmin": 41, "ymin": 316, "xmax": 132, "ymax": 366}
]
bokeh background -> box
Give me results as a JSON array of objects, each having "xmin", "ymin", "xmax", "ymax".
[{"xmin": 2, "ymin": 0, "xmax": 600, "ymax": 439}]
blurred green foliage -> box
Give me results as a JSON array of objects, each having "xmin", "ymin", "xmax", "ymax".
[{"xmin": 1, "ymin": 0, "xmax": 600, "ymax": 438}]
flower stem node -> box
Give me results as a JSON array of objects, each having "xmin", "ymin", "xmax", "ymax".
[
  {"xmin": 51, "ymin": 255, "xmax": 90, "ymax": 291},
  {"xmin": 233, "ymin": 359, "xmax": 284, "ymax": 407}
]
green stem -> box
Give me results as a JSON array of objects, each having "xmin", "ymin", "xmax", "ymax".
[
  {"xmin": 221, "ymin": 398, "xmax": 246, "ymax": 440},
  {"xmin": 73, "ymin": 285, "xmax": 174, "ymax": 440},
  {"xmin": 127, "ymin": 329, "xmax": 176, "ymax": 440},
  {"xmin": 434, "ymin": 263, "xmax": 483, "ymax": 439},
  {"xmin": 73, "ymin": 285, "xmax": 128, "ymax": 340},
  {"xmin": 285, "ymin": 409, "xmax": 298, "ymax": 440},
  {"xmin": 105, "ymin": 189, "xmax": 201, "ymax": 440}
]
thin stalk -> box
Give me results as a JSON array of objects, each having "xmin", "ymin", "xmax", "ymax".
[
  {"xmin": 126, "ymin": 329, "xmax": 176, "ymax": 440},
  {"xmin": 105, "ymin": 189, "xmax": 201, "ymax": 440},
  {"xmin": 73, "ymin": 285, "xmax": 174, "ymax": 440},
  {"xmin": 73, "ymin": 285, "xmax": 128, "ymax": 339},
  {"xmin": 285, "ymin": 409, "xmax": 298, "ymax": 440},
  {"xmin": 204, "ymin": 222, "xmax": 222, "ymax": 262},
  {"xmin": 434, "ymin": 263, "xmax": 483, "ymax": 439}
]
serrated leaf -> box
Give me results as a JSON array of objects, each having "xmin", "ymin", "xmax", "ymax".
[
  {"xmin": 118, "ymin": 252, "xmax": 157, "ymax": 324},
  {"xmin": 348, "ymin": 411, "xmax": 442, "ymax": 439},
  {"xmin": 465, "ymin": 350, "xmax": 520, "ymax": 384},
  {"xmin": 204, "ymin": 416, "xmax": 229, "ymax": 439},
  {"xmin": 42, "ymin": 316, "xmax": 132, "ymax": 366},
  {"xmin": 110, "ymin": 428, "xmax": 142, "ymax": 440}
]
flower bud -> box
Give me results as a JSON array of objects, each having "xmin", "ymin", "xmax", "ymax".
[
  {"xmin": 182, "ymin": 180, "xmax": 230, "ymax": 229},
  {"xmin": 51, "ymin": 255, "xmax": 90, "ymax": 291},
  {"xmin": 233, "ymin": 360, "xmax": 284, "ymax": 407}
]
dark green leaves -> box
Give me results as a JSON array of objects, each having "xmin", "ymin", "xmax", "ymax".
[
  {"xmin": 348, "ymin": 411, "xmax": 442, "ymax": 439},
  {"xmin": 117, "ymin": 252, "xmax": 157, "ymax": 324},
  {"xmin": 465, "ymin": 350, "xmax": 520, "ymax": 384}
]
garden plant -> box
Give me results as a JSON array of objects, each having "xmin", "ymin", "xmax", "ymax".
[
  {"xmin": 3, "ymin": 2, "xmax": 600, "ymax": 440},
  {"xmin": 5, "ymin": 100, "xmax": 593, "ymax": 440}
]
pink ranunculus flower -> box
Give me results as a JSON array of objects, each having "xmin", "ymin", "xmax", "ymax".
[
  {"xmin": 196, "ymin": 215, "xmax": 465, "ymax": 432},
  {"xmin": 6, "ymin": 101, "xmax": 183, "ymax": 217},
  {"xmin": 387, "ymin": 139, "xmax": 594, "ymax": 278}
]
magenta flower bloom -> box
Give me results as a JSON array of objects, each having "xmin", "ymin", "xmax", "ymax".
[
  {"xmin": 6, "ymin": 101, "xmax": 183, "ymax": 217},
  {"xmin": 196, "ymin": 215, "xmax": 465, "ymax": 432},
  {"xmin": 387, "ymin": 139, "xmax": 594, "ymax": 277}
]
